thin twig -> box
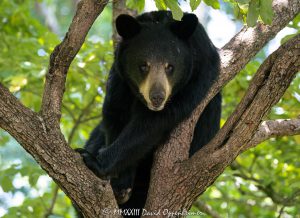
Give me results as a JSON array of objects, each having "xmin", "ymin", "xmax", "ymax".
[
  {"xmin": 194, "ymin": 200, "xmax": 222, "ymax": 218},
  {"xmin": 44, "ymin": 185, "xmax": 59, "ymax": 218}
]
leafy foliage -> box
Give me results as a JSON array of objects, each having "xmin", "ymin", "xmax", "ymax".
[
  {"xmin": 154, "ymin": 0, "xmax": 272, "ymax": 25},
  {"xmin": 190, "ymin": 0, "xmax": 201, "ymax": 11},
  {"xmin": 0, "ymin": 0, "xmax": 299, "ymax": 217},
  {"xmin": 164, "ymin": 0, "xmax": 184, "ymax": 20},
  {"xmin": 203, "ymin": 0, "xmax": 220, "ymax": 9},
  {"xmin": 246, "ymin": 0, "xmax": 260, "ymax": 27},
  {"xmin": 153, "ymin": 0, "xmax": 220, "ymax": 19},
  {"xmin": 0, "ymin": 0, "xmax": 112, "ymax": 217},
  {"xmin": 227, "ymin": 0, "xmax": 274, "ymax": 26},
  {"xmin": 127, "ymin": 0, "xmax": 145, "ymax": 13}
]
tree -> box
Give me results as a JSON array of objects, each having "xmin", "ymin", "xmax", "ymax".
[{"xmin": 0, "ymin": 0, "xmax": 299, "ymax": 217}]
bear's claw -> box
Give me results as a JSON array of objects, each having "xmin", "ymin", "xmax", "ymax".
[{"xmin": 75, "ymin": 148, "xmax": 110, "ymax": 180}]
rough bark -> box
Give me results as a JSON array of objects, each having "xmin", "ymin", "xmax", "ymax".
[
  {"xmin": 0, "ymin": 0, "xmax": 299, "ymax": 217},
  {"xmin": 1, "ymin": 0, "xmax": 120, "ymax": 218},
  {"xmin": 246, "ymin": 117, "xmax": 300, "ymax": 149},
  {"xmin": 145, "ymin": 0, "xmax": 300, "ymax": 214},
  {"xmin": 41, "ymin": 0, "xmax": 108, "ymax": 128},
  {"xmin": 147, "ymin": 0, "xmax": 300, "ymax": 167},
  {"xmin": 0, "ymin": 84, "xmax": 119, "ymax": 218},
  {"xmin": 145, "ymin": 33, "xmax": 300, "ymax": 216}
]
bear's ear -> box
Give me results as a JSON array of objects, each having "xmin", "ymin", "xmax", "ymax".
[
  {"xmin": 116, "ymin": 14, "xmax": 141, "ymax": 39},
  {"xmin": 170, "ymin": 13, "xmax": 198, "ymax": 39}
]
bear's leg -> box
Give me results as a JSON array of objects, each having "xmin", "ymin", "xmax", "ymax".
[
  {"xmin": 75, "ymin": 122, "xmax": 135, "ymax": 215},
  {"xmin": 117, "ymin": 154, "xmax": 152, "ymax": 218},
  {"xmin": 85, "ymin": 122, "xmax": 106, "ymax": 153},
  {"xmin": 189, "ymin": 92, "xmax": 222, "ymax": 156},
  {"xmin": 74, "ymin": 123, "xmax": 107, "ymax": 217},
  {"xmin": 111, "ymin": 168, "xmax": 136, "ymax": 205}
]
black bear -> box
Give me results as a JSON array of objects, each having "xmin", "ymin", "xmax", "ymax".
[{"xmin": 76, "ymin": 10, "xmax": 221, "ymax": 217}]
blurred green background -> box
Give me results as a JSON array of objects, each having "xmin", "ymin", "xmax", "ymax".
[{"xmin": 0, "ymin": 0, "xmax": 299, "ymax": 217}]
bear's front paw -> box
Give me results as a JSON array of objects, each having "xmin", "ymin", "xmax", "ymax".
[
  {"xmin": 114, "ymin": 188, "xmax": 132, "ymax": 205},
  {"xmin": 75, "ymin": 148, "xmax": 110, "ymax": 179}
]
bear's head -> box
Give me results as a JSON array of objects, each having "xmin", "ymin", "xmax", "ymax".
[{"xmin": 116, "ymin": 12, "xmax": 199, "ymax": 111}]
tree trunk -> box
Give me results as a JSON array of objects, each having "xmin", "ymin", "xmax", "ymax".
[{"xmin": 0, "ymin": 0, "xmax": 299, "ymax": 217}]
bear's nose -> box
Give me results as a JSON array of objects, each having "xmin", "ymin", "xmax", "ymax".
[{"xmin": 150, "ymin": 91, "xmax": 165, "ymax": 108}]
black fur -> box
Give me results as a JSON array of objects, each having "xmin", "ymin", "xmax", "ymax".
[{"xmin": 76, "ymin": 11, "xmax": 221, "ymax": 217}]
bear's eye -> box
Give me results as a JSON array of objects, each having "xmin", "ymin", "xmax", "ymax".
[
  {"xmin": 165, "ymin": 64, "xmax": 174, "ymax": 75},
  {"xmin": 139, "ymin": 63, "xmax": 150, "ymax": 74}
]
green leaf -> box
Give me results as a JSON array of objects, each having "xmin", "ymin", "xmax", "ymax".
[
  {"xmin": 155, "ymin": 0, "xmax": 167, "ymax": 10},
  {"xmin": 1, "ymin": 176, "xmax": 13, "ymax": 192},
  {"xmin": 29, "ymin": 174, "xmax": 40, "ymax": 186},
  {"xmin": 259, "ymin": 0, "xmax": 274, "ymax": 25},
  {"xmin": 203, "ymin": 0, "xmax": 220, "ymax": 9},
  {"xmin": 190, "ymin": 0, "xmax": 201, "ymax": 11},
  {"xmin": 126, "ymin": 0, "xmax": 145, "ymax": 12},
  {"xmin": 164, "ymin": 0, "xmax": 183, "ymax": 20},
  {"xmin": 247, "ymin": 0, "xmax": 259, "ymax": 27},
  {"xmin": 233, "ymin": 3, "xmax": 241, "ymax": 18},
  {"xmin": 0, "ymin": 134, "xmax": 10, "ymax": 146}
]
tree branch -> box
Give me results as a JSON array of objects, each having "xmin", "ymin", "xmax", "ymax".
[
  {"xmin": 44, "ymin": 185, "xmax": 59, "ymax": 218},
  {"xmin": 0, "ymin": 83, "xmax": 118, "ymax": 218},
  {"xmin": 148, "ymin": 0, "xmax": 300, "ymax": 172},
  {"xmin": 194, "ymin": 200, "xmax": 222, "ymax": 218},
  {"xmin": 246, "ymin": 117, "xmax": 300, "ymax": 149},
  {"xmin": 188, "ymin": 33, "xmax": 300, "ymax": 208},
  {"xmin": 67, "ymin": 94, "xmax": 98, "ymax": 145},
  {"xmin": 0, "ymin": 0, "xmax": 299, "ymax": 216},
  {"xmin": 220, "ymin": 0, "xmax": 300, "ymax": 83},
  {"xmin": 0, "ymin": 0, "xmax": 122, "ymax": 217},
  {"xmin": 41, "ymin": 0, "xmax": 108, "ymax": 128},
  {"xmin": 146, "ymin": 27, "xmax": 300, "ymax": 215},
  {"xmin": 233, "ymin": 164, "xmax": 300, "ymax": 207}
]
